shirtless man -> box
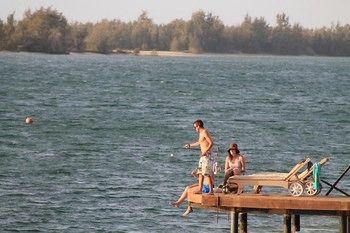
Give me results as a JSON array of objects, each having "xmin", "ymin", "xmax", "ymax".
[{"xmin": 184, "ymin": 119, "xmax": 214, "ymax": 193}]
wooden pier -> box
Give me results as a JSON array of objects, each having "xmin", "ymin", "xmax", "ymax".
[{"xmin": 187, "ymin": 191, "xmax": 350, "ymax": 232}]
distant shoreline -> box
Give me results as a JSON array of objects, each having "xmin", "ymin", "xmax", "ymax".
[
  {"xmin": 138, "ymin": 50, "xmax": 198, "ymax": 57},
  {"xmin": 1, "ymin": 50, "xmax": 346, "ymax": 58},
  {"xmin": 110, "ymin": 49, "xmax": 201, "ymax": 57},
  {"xmin": 0, "ymin": 50, "xmax": 201, "ymax": 57}
]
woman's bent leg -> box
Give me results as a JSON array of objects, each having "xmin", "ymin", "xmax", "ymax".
[{"xmin": 223, "ymin": 170, "xmax": 234, "ymax": 186}]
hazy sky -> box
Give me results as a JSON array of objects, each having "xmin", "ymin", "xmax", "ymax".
[{"xmin": 1, "ymin": 0, "xmax": 350, "ymax": 28}]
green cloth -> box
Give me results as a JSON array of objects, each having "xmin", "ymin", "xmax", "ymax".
[{"xmin": 313, "ymin": 163, "xmax": 321, "ymax": 190}]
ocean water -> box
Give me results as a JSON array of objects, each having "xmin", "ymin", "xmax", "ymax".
[{"xmin": 0, "ymin": 52, "xmax": 349, "ymax": 233}]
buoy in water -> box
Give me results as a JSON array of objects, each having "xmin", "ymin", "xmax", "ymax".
[{"xmin": 25, "ymin": 116, "xmax": 33, "ymax": 124}]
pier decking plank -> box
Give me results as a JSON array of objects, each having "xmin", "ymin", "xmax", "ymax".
[{"xmin": 188, "ymin": 192, "xmax": 350, "ymax": 215}]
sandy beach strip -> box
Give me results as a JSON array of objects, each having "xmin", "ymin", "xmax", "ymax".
[{"xmin": 138, "ymin": 50, "xmax": 198, "ymax": 57}]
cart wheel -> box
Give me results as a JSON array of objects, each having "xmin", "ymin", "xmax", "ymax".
[
  {"xmin": 304, "ymin": 181, "xmax": 322, "ymax": 196},
  {"xmin": 288, "ymin": 181, "xmax": 304, "ymax": 196},
  {"xmin": 305, "ymin": 181, "xmax": 316, "ymax": 195}
]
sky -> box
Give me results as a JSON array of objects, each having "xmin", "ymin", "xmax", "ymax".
[{"xmin": 1, "ymin": 0, "xmax": 350, "ymax": 29}]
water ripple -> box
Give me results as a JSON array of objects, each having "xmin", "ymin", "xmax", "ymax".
[{"xmin": 0, "ymin": 53, "xmax": 348, "ymax": 232}]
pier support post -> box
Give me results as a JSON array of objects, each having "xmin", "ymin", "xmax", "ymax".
[
  {"xmin": 292, "ymin": 214, "xmax": 300, "ymax": 232},
  {"xmin": 340, "ymin": 212, "xmax": 347, "ymax": 233},
  {"xmin": 239, "ymin": 213, "xmax": 247, "ymax": 233},
  {"xmin": 283, "ymin": 214, "xmax": 292, "ymax": 233},
  {"xmin": 230, "ymin": 211, "xmax": 238, "ymax": 233}
]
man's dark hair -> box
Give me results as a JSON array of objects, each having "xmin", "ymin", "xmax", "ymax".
[{"xmin": 193, "ymin": 119, "xmax": 204, "ymax": 127}]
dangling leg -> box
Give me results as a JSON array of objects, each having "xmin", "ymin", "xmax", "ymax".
[
  {"xmin": 182, "ymin": 205, "xmax": 193, "ymax": 217},
  {"xmin": 171, "ymin": 184, "xmax": 199, "ymax": 207},
  {"xmin": 171, "ymin": 186, "xmax": 189, "ymax": 207}
]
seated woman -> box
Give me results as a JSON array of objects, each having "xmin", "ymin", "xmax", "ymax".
[
  {"xmin": 170, "ymin": 173, "xmax": 213, "ymax": 217},
  {"xmin": 223, "ymin": 143, "xmax": 246, "ymax": 186}
]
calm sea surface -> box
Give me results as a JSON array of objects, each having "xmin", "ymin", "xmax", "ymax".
[{"xmin": 0, "ymin": 52, "xmax": 349, "ymax": 232}]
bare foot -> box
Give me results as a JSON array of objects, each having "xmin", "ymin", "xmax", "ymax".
[
  {"xmin": 182, "ymin": 206, "xmax": 193, "ymax": 217},
  {"xmin": 170, "ymin": 201, "xmax": 179, "ymax": 208}
]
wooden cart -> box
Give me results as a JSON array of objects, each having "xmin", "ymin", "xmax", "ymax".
[{"xmin": 226, "ymin": 157, "xmax": 329, "ymax": 196}]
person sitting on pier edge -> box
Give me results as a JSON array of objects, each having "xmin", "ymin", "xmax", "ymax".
[
  {"xmin": 223, "ymin": 143, "xmax": 246, "ymax": 187},
  {"xmin": 171, "ymin": 171, "xmax": 220, "ymax": 217}
]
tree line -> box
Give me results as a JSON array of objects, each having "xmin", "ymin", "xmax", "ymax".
[{"xmin": 0, "ymin": 7, "xmax": 349, "ymax": 56}]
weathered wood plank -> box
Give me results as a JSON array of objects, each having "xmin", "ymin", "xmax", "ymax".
[{"xmin": 188, "ymin": 192, "xmax": 350, "ymax": 214}]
